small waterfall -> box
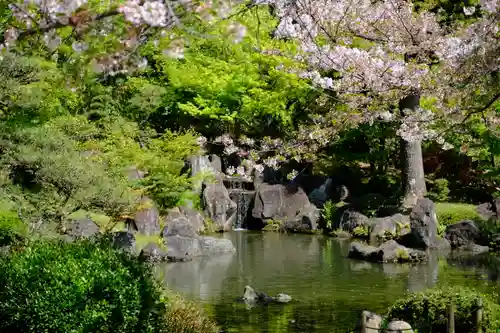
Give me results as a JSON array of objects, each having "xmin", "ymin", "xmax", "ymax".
[
  {"xmin": 228, "ymin": 189, "xmax": 254, "ymax": 230},
  {"xmin": 225, "ymin": 176, "xmax": 255, "ymax": 230}
]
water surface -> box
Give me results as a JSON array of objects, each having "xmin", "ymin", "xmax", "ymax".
[{"xmin": 159, "ymin": 231, "xmax": 499, "ymax": 333}]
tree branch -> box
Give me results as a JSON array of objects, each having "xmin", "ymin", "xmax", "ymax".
[{"xmin": 17, "ymin": 10, "xmax": 119, "ymax": 41}]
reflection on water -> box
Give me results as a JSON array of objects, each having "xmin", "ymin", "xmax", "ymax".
[{"xmin": 158, "ymin": 232, "xmax": 500, "ymax": 333}]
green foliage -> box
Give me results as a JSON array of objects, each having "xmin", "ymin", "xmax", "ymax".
[
  {"xmin": 435, "ymin": 202, "xmax": 485, "ymax": 235},
  {"xmin": 0, "ymin": 121, "xmax": 135, "ymax": 224},
  {"xmin": 0, "ymin": 209, "xmax": 27, "ymax": 246},
  {"xmin": 138, "ymin": 7, "xmax": 315, "ymax": 139},
  {"xmin": 352, "ymin": 225, "xmax": 370, "ymax": 238},
  {"xmin": 387, "ymin": 286, "xmax": 500, "ymax": 333},
  {"xmin": 0, "ymin": 238, "xmax": 219, "ymax": 333},
  {"xmin": 51, "ymin": 115, "xmax": 200, "ymax": 211},
  {"xmin": 321, "ymin": 200, "xmax": 337, "ymax": 230},
  {"xmin": 426, "ymin": 178, "xmax": 451, "ymax": 202},
  {"xmin": 162, "ymin": 294, "xmax": 219, "ymax": 333},
  {"xmin": 0, "ymin": 238, "xmax": 166, "ymax": 333}
]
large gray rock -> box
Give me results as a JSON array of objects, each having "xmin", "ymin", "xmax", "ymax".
[
  {"xmin": 360, "ymin": 311, "xmax": 382, "ymax": 333},
  {"xmin": 281, "ymin": 202, "xmax": 320, "ymax": 232},
  {"xmin": 139, "ymin": 242, "xmax": 167, "ymax": 262},
  {"xmin": 308, "ymin": 178, "xmax": 333, "ymax": 207},
  {"xmin": 348, "ymin": 240, "xmax": 427, "ymax": 263},
  {"xmin": 337, "ymin": 209, "xmax": 372, "ymax": 234},
  {"xmin": 386, "ymin": 320, "xmax": 413, "ymax": 333},
  {"xmin": 202, "ymin": 183, "xmax": 237, "ymax": 232},
  {"xmin": 398, "ymin": 198, "xmax": 445, "ymax": 249},
  {"xmin": 444, "ymin": 220, "xmax": 482, "ymax": 249},
  {"xmin": 132, "ymin": 196, "xmax": 160, "ymax": 236},
  {"xmin": 165, "ymin": 235, "xmax": 201, "ymax": 261},
  {"xmin": 477, "ymin": 197, "xmax": 500, "ymax": 221},
  {"xmin": 253, "ymin": 183, "xmax": 319, "ymax": 232},
  {"xmin": 65, "ymin": 218, "xmax": 100, "ymax": 240},
  {"xmin": 370, "ymin": 214, "xmax": 411, "ymax": 243},
  {"xmin": 188, "ymin": 155, "xmax": 222, "ymax": 193},
  {"xmin": 199, "ymin": 236, "xmax": 236, "ymax": 255},
  {"xmin": 162, "ymin": 208, "xmax": 198, "ymax": 238},
  {"xmin": 165, "ymin": 235, "xmax": 236, "ymax": 262},
  {"xmin": 241, "ymin": 286, "xmax": 291, "ymax": 305}
]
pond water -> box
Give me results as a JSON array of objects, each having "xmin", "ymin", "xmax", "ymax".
[{"xmin": 158, "ymin": 231, "xmax": 500, "ymax": 333}]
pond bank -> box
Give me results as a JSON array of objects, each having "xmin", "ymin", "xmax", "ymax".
[{"xmin": 158, "ymin": 231, "xmax": 500, "ymax": 333}]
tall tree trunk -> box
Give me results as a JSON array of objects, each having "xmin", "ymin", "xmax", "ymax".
[{"xmin": 399, "ymin": 94, "xmax": 427, "ymax": 208}]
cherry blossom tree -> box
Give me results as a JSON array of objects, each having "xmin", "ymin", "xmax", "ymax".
[
  {"xmin": 253, "ymin": 0, "xmax": 499, "ymax": 207},
  {"xmin": 2, "ymin": 0, "xmax": 249, "ymax": 75}
]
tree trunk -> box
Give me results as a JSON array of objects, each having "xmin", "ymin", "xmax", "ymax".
[{"xmin": 399, "ymin": 94, "xmax": 427, "ymax": 208}]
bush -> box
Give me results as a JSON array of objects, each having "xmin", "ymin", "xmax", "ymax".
[
  {"xmin": 427, "ymin": 178, "xmax": 450, "ymax": 202},
  {"xmin": 435, "ymin": 202, "xmax": 485, "ymax": 235},
  {"xmin": 162, "ymin": 293, "xmax": 219, "ymax": 333},
  {"xmin": 0, "ymin": 210, "xmax": 27, "ymax": 246},
  {"xmin": 0, "ymin": 239, "xmax": 218, "ymax": 333},
  {"xmin": 387, "ymin": 286, "xmax": 500, "ymax": 333}
]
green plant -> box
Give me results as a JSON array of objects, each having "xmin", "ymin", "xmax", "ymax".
[
  {"xmin": 395, "ymin": 248, "xmax": 410, "ymax": 261},
  {"xmin": 263, "ymin": 219, "xmax": 284, "ymax": 232},
  {"xmin": 0, "ymin": 238, "xmax": 219, "ymax": 333},
  {"xmin": 321, "ymin": 200, "xmax": 337, "ymax": 230},
  {"xmin": 435, "ymin": 202, "xmax": 485, "ymax": 235},
  {"xmin": 0, "ymin": 238, "xmax": 167, "ymax": 333},
  {"xmin": 161, "ymin": 292, "xmax": 219, "ymax": 333},
  {"xmin": 426, "ymin": 178, "xmax": 451, "ymax": 202},
  {"xmin": 387, "ymin": 286, "xmax": 500, "ymax": 333},
  {"xmin": 0, "ymin": 209, "xmax": 27, "ymax": 246},
  {"xmin": 352, "ymin": 225, "xmax": 370, "ymax": 238}
]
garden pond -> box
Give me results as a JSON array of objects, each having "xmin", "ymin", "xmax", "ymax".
[{"xmin": 158, "ymin": 231, "xmax": 500, "ymax": 333}]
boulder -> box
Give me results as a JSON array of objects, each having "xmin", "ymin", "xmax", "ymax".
[
  {"xmin": 275, "ymin": 293, "xmax": 292, "ymax": 303},
  {"xmin": 477, "ymin": 197, "xmax": 500, "ymax": 221},
  {"xmin": 370, "ymin": 214, "xmax": 411, "ymax": 243},
  {"xmin": 360, "ymin": 311, "xmax": 382, "ymax": 333},
  {"xmin": 164, "ymin": 234, "xmax": 236, "ymax": 262},
  {"xmin": 199, "ymin": 236, "xmax": 236, "ymax": 255},
  {"xmin": 162, "ymin": 208, "xmax": 198, "ymax": 238},
  {"xmin": 112, "ymin": 231, "xmax": 136, "ymax": 251},
  {"xmin": 348, "ymin": 240, "xmax": 427, "ymax": 263},
  {"xmin": 281, "ymin": 202, "xmax": 320, "ymax": 233},
  {"xmin": 64, "ymin": 218, "xmax": 100, "ymax": 240},
  {"xmin": 308, "ymin": 178, "xmax": 333, "ymax": 207},
  {"xmin": 398, "ymin": 198, "xmax": 444, "ymax": 249},
  {"xmin": 241, "ymin": 286, "xmax": 292, "ymax": 305},
  {"xmin": 180, "ymin": 206, "xmax": 206, "ymax": 233},
  {"xmin": 253, "ymin": 183, "xmax": 319, "ymax": 231},
  {"xmin": 386, "ymin": 320, "xmax": 413, "ymax": 333},
  {"xmin": 337, "ymin": 209, "xmax": 372, "ymax": 234},
  {"xmin": 202, "ymin": 183, "xmax": 237, "ymax": 232},
  {"xmin": 132, "ymin": 196, "xmax": 160, "ymax": 236},
  {"xmin": 444, "ymin": 220, "xmax": 482, "ymax": 249},
  {"xmin": 139, "ymin": 242, "xmax": 167, "ymax": 262}
]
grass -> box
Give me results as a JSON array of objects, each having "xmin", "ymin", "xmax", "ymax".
[
  {"xmin": 435, "ymin": 202, "xmax": 485, "ymax": 235},
  {"xmin": 67, "ymin": 209, "xmax": 112, "ymax": 231},
  {"xmin": 135, "ymin": 234, "xmax": 167, "ymax": 252}
]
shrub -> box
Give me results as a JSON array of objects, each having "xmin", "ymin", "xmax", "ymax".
[
  {"xmin": 161, "ymin": 293, "xmax": 219, "ymax": 333},
  {"xmin": 0, "ymin": 209, "xmax": 27, "ymax": 246},
  {"xmin": 387, "ymin": 286, "xmax": 500, "ymax": 333},
  {"xmin": 0, "ymin": 238, "xmax": 218, "ymax": 333},
  {"xmin": 427, "ymin": 178, "xmax": 450, "ymax": 202},
  {"xmin": 435, "ymin": 202, "xmax": 485, "ymax": 235}
]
